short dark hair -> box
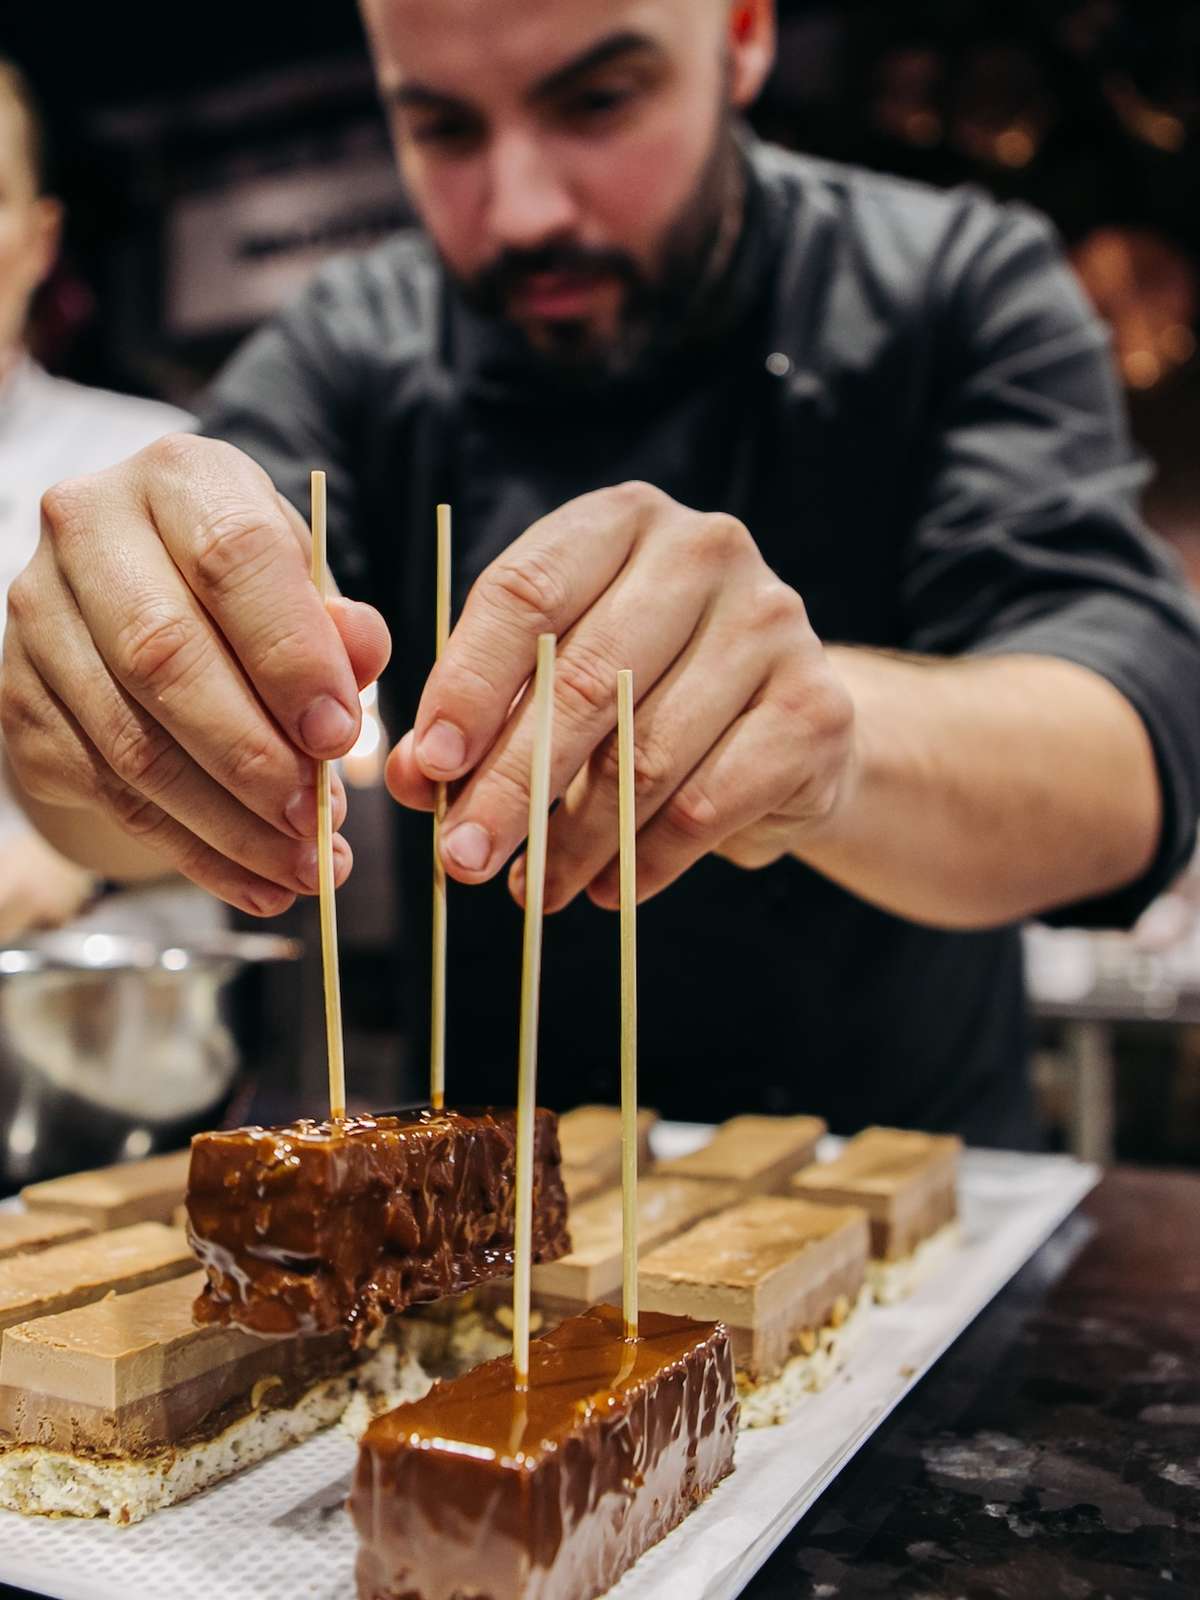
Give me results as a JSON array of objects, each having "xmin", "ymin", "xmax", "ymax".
[{"xmin": 0, "ymin": 58, "xmax": 49, "ymax": 194}]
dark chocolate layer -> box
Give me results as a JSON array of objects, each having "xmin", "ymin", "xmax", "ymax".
[
  {"xmin": 187, "ymin": 1109, "xmax": 571, "ymax": 1337},
  {"xmin": 352, "ymin": 1302, "xmax": 738, "ymax": 1600}
]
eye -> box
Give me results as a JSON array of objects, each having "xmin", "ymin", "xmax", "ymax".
[
  {"xmin": 561, "ymin": 80, "xmax": 642, "ymax": 126},
  {"xmin": 405, "ymin": 114, "xmax": 484, "ymax": 155}
]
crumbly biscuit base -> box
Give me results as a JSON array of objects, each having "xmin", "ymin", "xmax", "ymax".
[
  {"xmin": 866, "ymin": 1219, "xmax": 962, "ymax": 1305},
  {"xmin": 736, "ymin": 1284, "xmax": 872, "ymax": 1429},
  {"xmin": 0, "ymin": 1335, "xmax": 431, "ymax": 1524}
]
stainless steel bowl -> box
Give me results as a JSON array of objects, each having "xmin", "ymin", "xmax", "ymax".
[{"xmin": 0, "ymin": 929, "xmax": 300, "ymax": 1191}]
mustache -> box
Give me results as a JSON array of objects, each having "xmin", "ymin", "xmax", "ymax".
[{"xmin": 465, "ymin": 243, "xmax": 645, "ymax": 315}]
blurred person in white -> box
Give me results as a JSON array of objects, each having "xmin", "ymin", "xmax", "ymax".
[{"xmin": 0, "ymin": 59, "xmax": 209, "ymax": 942}]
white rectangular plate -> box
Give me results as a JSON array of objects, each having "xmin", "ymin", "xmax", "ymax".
[{"xmin": 0, "ymin": 1136, "xmax": 1098, "ymax": 1600}]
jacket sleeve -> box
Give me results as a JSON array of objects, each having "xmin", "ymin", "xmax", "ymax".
[{"xmin": 901, "ymin": 200, "xmax": 1200, "ymax": 928}]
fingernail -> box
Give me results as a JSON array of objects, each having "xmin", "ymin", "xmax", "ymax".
[
  {"xmin": 296, "ymin": 845, "xmax": 319, "ymax": 892},
  {"xmin": 418, "ymin": 720, "xmax": 467, "ymax": 774},
  {"xmin": 443, "ymin": 822, "xmax": 492, "ymax": 873},
  {"xmin": 300, "ymin": 696, "xmax": 356, "ymax": 755},
  {"xmin": 284, "ymin": 788, "xmax": 317, "ymax": 837}
]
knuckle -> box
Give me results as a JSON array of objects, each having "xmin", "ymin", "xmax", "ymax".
[
  {"xmin": 749, "ymin": 580, "xmax": 807, "ymax": 635},
  {"xmin": 115, "ymin": 608, "xmax": 207, "ymax": 698},
  {"xmin": 663, "ymin": 783, "xmax": 719, "ymax": 842},
  {"xmin": 192, "ymin": 505, "xmax": 285, "ymax": 595},
  {"xmin": 555, "ymin": 640, "xmax": 616, "ymax": 723},
  {"xmin": 483, "ymin": 550, "xmax": 568, "ymax": 635},
  {"xmin": 686, "ymin": 512, "xmax": 750, "ymax": 568},
  {"xmin": 482, "ymin": 754, "xmax": 534, "ymax": 815},
  {"xmin": 806, "ymin": 674, "xmax": 854, "ymax": 748},
  {"xmin": 608, "ymin": 479, "xmax": 669, "ymax": 514},
  {"xmin": 39, "ymin": 476, "xmax": 94, "ymax": 547},
  {"xmin": 5, "ymin": 572, "xmax": 34, "ymax": 630},
  {"xmin": 220, "ymin": 726, "xmax": 279, "ymax": 795},
  {"xmin": 105, "ymin": 710, "xmax": 181, "ymax": 794},
  {"xmin": 599, "ymin": 731, "xmax": 672, "ymax": 796},
  {"xmin": 104, "ymin": 781, "xmax": 173, "ymax": 842},
  {"xmin": 140, "ymin": 430, "xmax": 202, "ymax": 475}
]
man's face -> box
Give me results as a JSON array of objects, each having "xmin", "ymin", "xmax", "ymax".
[
  {"xmin": 361, "ymin": 0, "xmax": 774, "ymax": 368},
  {"xmin": 0, "ymin": 88, "xmax": 59, "ymax": 362}
]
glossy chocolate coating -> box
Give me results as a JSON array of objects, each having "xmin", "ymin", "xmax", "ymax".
[
  {"xmin": 352, "ymin": 1302, "xmax": 738, "ymax": 1600},
  {"xmin": 187, "ymin": 1109, "xmax": 570, "ymax": 1338}
]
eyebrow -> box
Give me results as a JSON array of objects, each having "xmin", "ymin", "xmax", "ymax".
[{"xmin": 384, "ymin": 31, "xmax": 662, "ymax": 116}]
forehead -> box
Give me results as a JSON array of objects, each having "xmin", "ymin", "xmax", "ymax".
[{"xmin": 362, "ymin": 0, "xmax": 699, "ymax": 89}]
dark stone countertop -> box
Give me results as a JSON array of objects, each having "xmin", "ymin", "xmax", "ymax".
[
  {"xmin": 2, "ymin": 1167, "xmax": 1197, "ymax": 1600},
  {"xmin": 744, "ymin": 1166, "xmax": 1200, "ymax": 1599}
]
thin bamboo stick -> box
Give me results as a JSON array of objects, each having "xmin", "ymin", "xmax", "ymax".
[{"xmin": 512, "ymin": 633, "xmax": 556, "ymax": 1388}]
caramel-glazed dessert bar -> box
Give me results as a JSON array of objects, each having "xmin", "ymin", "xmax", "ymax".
[
  {"xmin": 639, "ymin": 1196, "xmax": 870, "ymax": 1426},
  {"xmin": 793, "ymin": 1127, "xmax": 961, "ymax": 1301},
  {"xmin": 0, "ymin": 1272, "xmax": 431, "ymax": 1523},
  {"xmin": 556, "ymin": 1104, "xmax": 658, "ymax": 1203},
  {"xmin": 352, "ymin": 1302, "xmax": 738, "ymax": 1600},
  {"xmin": 20, "ymin": 1149, "xmax": 190, "ymax": 1229},
  {"xmin": 655, "ymin": 1114, "xmax": 826, "ymax": 1195},
  {"xmin": 188, "ymin": 1109, "xmax": 571, "ymax": 1337}
]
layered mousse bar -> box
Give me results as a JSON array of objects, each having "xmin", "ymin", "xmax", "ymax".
[
  {"xmin": 21, "ymin": 1149, "xmax": 190, "ymax": 1229},
  {"xmin": 792, "ymin": 1127, "xmax": 961, "ymax": 1302},
  {"xmin": 188, "ymin": 1109, "xmax": 571, "ymax": 1337},
  {"xmin": 0, "ymin": 1223, "xmax": 193, "ymax": 1333},
  {"xmin": 656, "ymin": 1114, "xmax": 825, "ymax": 1196},
  {"xmin": 0, "ymin": 1272, "xmax": 431, "ymax": 1523},
  {"xmin": 530, "ymin": 1174, "xmax": 737, "ymax": 1325},
  {"xmin": 352, "ymin": 1302, "xmax": 738, "ymax": 1600},
  {"xmin": 557, "ymin": 1104, "xmax": 658, "ymax": 1203},
  {"xmin": 639, "ymin": 1196, "xmax": 870, "ymax": 1427},
  {"xmin": 0, "ymin": 1211, "xmax": 95, "ymax": 1261}
]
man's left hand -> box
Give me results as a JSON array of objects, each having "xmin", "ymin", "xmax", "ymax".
[{"xmin": 386, "ymin": 482, "xmax": 855, "ymax": 910}]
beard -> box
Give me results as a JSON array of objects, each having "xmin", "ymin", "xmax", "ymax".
[{"xmin": 451, "ymin": 104, "xmax": 744, "ymax": 380}]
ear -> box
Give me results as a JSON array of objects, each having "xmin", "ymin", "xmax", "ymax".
[{"xmin": 726, "ymin": 0, "xmax": 777, "ymax": 110}]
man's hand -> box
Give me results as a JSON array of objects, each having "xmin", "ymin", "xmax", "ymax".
[
  {"xmin": 0, "ymin": 830, "xmax": 96, "ymax": 942},
  {"xmin": 386, "ymin": 482, "xmax": 854, "ymax": 910},
  {"xmin": 1, "ymin": 435, "xmax": 391, "ymax": 916}
]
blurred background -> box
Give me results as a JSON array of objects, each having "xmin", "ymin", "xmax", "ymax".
[{"xmin": 3, "ymin": 0, "xmax": 1200, "ymax": 1167}]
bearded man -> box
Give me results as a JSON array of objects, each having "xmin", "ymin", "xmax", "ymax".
[{"xmin": 4, "ymin": 0, "xmax": 1200, "ymax": 1145}]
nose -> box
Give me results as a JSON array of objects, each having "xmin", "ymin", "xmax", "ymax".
[{"xmin": 485, "ymin": 130, "xmax": 579, "ymax": 252}]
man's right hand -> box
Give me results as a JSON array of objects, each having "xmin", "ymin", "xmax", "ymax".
[{"xmin": 0, "ymin": 435, "xmax": 391, "ymax": 917}]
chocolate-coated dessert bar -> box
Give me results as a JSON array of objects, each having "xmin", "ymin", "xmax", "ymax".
[
  {"xmin": 352, "ymin": 1302, "xmax": 738, "ymax": 1600},
  {"xmin": 0, "ymin": 1272, "xmax": 431, "ymax": 1522},
  {"xmin": 188, "ymin": 1109, "xmax": 571, "ymax": 1337},
  {"xmin": 655, "ymin": 1114, "xmax": 826, "ymax": 1195},
  {"xmin": 21, "ymin": 1149, "xmax": 190, "ymax": 1229},
  {"xmin": 0, "ymin": 1223, "xmax": 193, "ymax": 1334},
  {"xmin": 557, "ymin": 1104, "xmax": 658, "ymax": 1203},
  {"xmin": 0, "ymin": 1211, "xmax": 95, "ymax": 1261}
]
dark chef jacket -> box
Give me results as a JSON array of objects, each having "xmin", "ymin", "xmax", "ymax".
[{"xmin": 201, "ymin": 139, "xmax": 1200, "ymax": 1148}]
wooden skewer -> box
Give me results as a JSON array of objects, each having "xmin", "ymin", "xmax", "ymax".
[
  {"xmin": 430, "ymin": 503, "xmax": 452, "ymax": 1112},
  {"xmin": 512, "ymin": 633, "xmax": 556, "ymax": 1389},
  {"xmin": 617, "ymin": 669, "xmax": 639, "ymax": 1342},
  {"xmin": 310, "ymin": 470, "xmax": 347, "ymax": 1122}
]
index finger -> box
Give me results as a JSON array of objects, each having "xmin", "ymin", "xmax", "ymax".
[
  {"xmin": 410, "ymin": 482, "xmax": 667, "ymax": 780},
  {"xmin": 140, "ymin": 435, "xmax": 367, "ymax": 758}
]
